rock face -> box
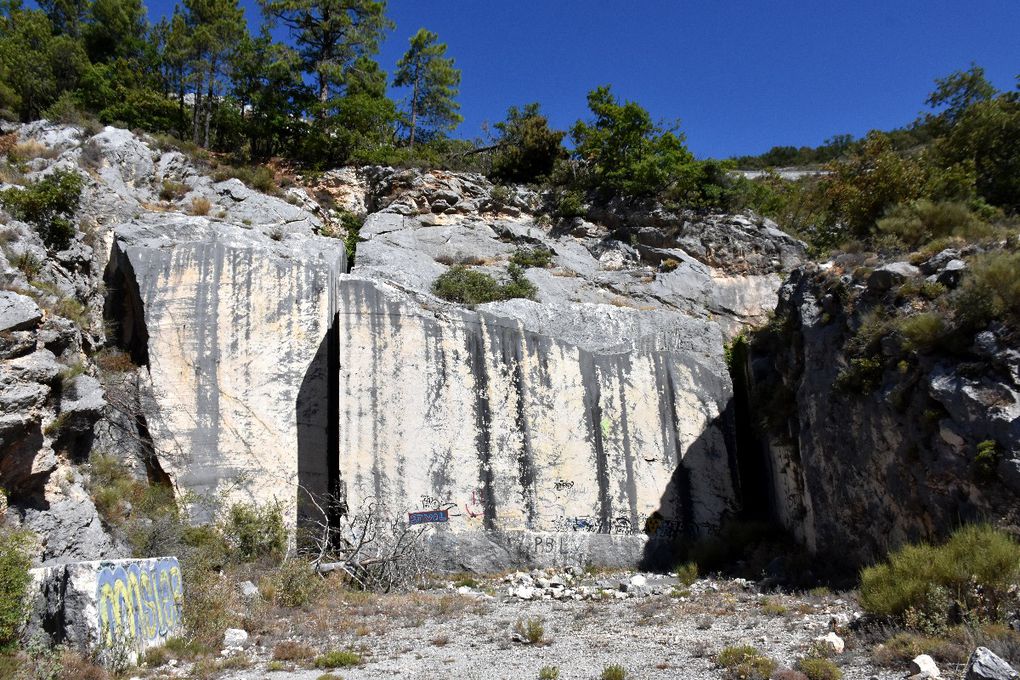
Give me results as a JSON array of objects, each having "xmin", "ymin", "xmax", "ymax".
[
  {"xmin": 3, "ymin": 123, "xmax": 805, "ymax": 571},
  {"xmin": 26, "ymin": 557, "xmax": 184, "ymax": 660},
  {"xmin": 965, "ymin": 647, "xmax": 1019, "ymax": 680},
  {"xmin": 748, "ymin": 263, "xmax": 1020, "ymax": 565},
  {"xmin": 105, "ymin": 217, "xmax": 345, "ymax": 520},
  {"xmin": 333, "ymin": 278, "xmax": 737, "ymax": 570}
]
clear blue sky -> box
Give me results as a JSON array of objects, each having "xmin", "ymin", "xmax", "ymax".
[{"xmin": 147, "ymin": 0, "xmax": 1019, "ymax": 158}]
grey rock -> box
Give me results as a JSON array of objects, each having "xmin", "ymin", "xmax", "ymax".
[
  {"xmin": 6, "ymin": 349, "xmax": 62, "ymax": 384},
  {"xmin": 965, "ymin": 647, "xmax": 1019, "ymax": 680},
  {"xmin": 867, "ymin": 262, "xmax": 920, "ymax": 292},
  {"xmin": 910, "ymin": 654, "xmax": 939, "ymax": 677},
  {"xmin": 936, "ymin": 259, "xmax": 966, "ymax": 288},
  {"xmin": 223, "ymin": 628, "xmax": 249, "ymax": 648},
  {"xmin": 0, "ymin": 331, "xmax": 38, "ymax": 360},
  {"xmin": 0, "ymin": 291, "xmax": 42, "ymax": 332},
  {"xmin": 921, "ymin": 248, "xmax": 961, "ymax": 275},
  {"xmin": 23, "ymin": 492, "xmax": 119, "ymax": 564}
]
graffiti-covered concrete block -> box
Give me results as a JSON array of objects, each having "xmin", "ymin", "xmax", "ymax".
[{"xmin": 27, "ymin": 557, "xmax": 183, "ymax": 658}]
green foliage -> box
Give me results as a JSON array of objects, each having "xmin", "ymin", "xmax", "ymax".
[
  {"xmin": 212, "ymin": 164, "xmax": 278, "ymax": 195},
  {"xmin": 314, "ymin": 649, "xmax": 361, "ymax": 668},
  {"xmin": 0, "ymin": 526, "xmax": 34, "ymax": 652},
  {"xmin": 674, "ymin": 561, "xmax": 698, "ymax": 586},
  {"xmin": 225, "ymin": 502, "xmax": 286, "ymax": 563},
  {"xmin": 0, "ymin": 169, "xmax": 84, "ymax": 250},
  {"xmin": 717, "ymin": 645, "xmax": 777, "ymax": 680},
  {"xmin": 393, "ymin": 28, "xmax": 462, "ymax": 147},
  {"xmin": 834, "ymin": 357, "xmax": 884, "ymax": 394},
  {"xmin": 160, "ymin": 180, "xmax": 189, "ymax": 201},
  {"xmin": 538, "ymin": 666, "xmax": 560, "ymax": 680},
  {"xmin": 796, "ymin": 657, "xmax": 842, "ymax": 680},
  {"xmin": 509, "ymin": 246, "xmax": 553, "ymax": 269},
  {"xmin": 973, "ymin": 440, "xmax": 1000, "ymax": 480},
  {"xmin": 571, "ymin": 85, "xmax": 695, "ymax": 200},
  {"xmin": 859, "ymin": 524, "xmax": 1020, "ymax": 628},
  {"xmin": 432, "ymin": 264, "xmax": 536, "ymax": 305},
  {"xmin": 264, "ymin": 559, "xmax": 321, "ymax": 608},
  {"xmin": 489, "ymin": 103, "xmax": 566, "ymax": 184},
  {"xmin": 338, "ymin": 210, "xmax": 363, "ymax": 266},
  {"xmin": 876, "ymin": 199, "xmax": 991, "ymax": 248},
  {"xmin": 951, "ymin": 251, "xmax": 1020, "ymax": 330},
  {"xmin": 554, "ymin": 189, "xmax": 586, "ymax": 219},
  {"xmin": 513, "ymin": 616, "xmax": 545, "ymax": 644},
  {"xmin": 659, "ymin": 258, "xmax": 680, "ymax": 272},
  {"xmin": 600, "ymin": 665, "xmax": 626, "ymax": 680},
  {"xmin": 897, "ymin": 312, "xmax": 946, "ymax": 353},
  {"xmin": 733, "ymin": 134, "xmax": 855, "ymax": 169}
]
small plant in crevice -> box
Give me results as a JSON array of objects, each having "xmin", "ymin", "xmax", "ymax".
[
  {"xmin": 510, "ymin": 246, "xmax": 553, "ymax": 269},
  {"xmin": 973, "ymin": 439, "xmax": 1001, "ymax": 480}
]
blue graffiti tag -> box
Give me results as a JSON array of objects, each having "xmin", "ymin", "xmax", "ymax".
[
  {"xmin": 408, "ymin": 509, "xmax": 449, "ymax": 525},
  {"xmin": 96, "ymin": 558, "xmax": 184, "ymax": 648}
]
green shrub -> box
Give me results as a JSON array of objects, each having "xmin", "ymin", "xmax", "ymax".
[
  {"xmin": 876, "ymin": 199, "xmax": 990, "ymax": 248},
  {"xmin": 973, "ymin": 440, "xmax": 1001, "ymax": 480},
  {"xmin": 266, "ymin": 559, "xmax": 321, "ymax": 608},
  {"xmin": 513, "ymin": 616, "xmax": 545, "ymax": 644},
  {"xmin": 859, "ymin": 524, "xmax": 1020, "ymax": 628},
  {"xmin": 213, "ymin": 164, "xmax": 278, "ymax": 195},
  {"xmin": 510, "ymin": 246, "xmax": 553, "ymax": 269},
  {"xmin": 225, "ymin": 502, "xmax": 286, "ymax": 563},
  {"xmin": 600, "ymin": 664, "xmax": 626, "ymax": 680},
  {"xmin": 314, "ymin": 649, "xmax": 361, "ymax": 668},
  {"xmin": 952, "ymin": 251, "xmax": 1020, "ymax": 329},
  {"xmin": 674, "ymin": 561, "xmax": 698, "ymax": 586},
  {"xmin": 717, "ymin": 645, "xmax": 777, "ymax": 680},
  {"xmin": 159, "ymin": 180, "xmax": 189, "ymax": 201},
  {"xmin": 432, "ymin": 264, "xmax": 536, "ymax": 305},
  {"xmin": 897, "ymin": 312, "xmax": 946, "ymax": 353},
  {"xmin": 339, "ymin": 210, "xmax": 364, "ymax": 267},
  {"xmin": 555, "ymin": 190, "xmax": 586, "ymax": 219},
  {"xmin": 834, "ymin": 357, "xmax": 884, "ymax": 394},
  {"xmin": 0, "ymin": 526, "xmax": 34, "ymax": 651},
  {"xmin": 796, "ymin": 657, "xmax": 842, "ymax": 680},
  {"xmin": 489, "ymin": 103, "xmax": 567, "ymax": 184},
  {"xmin": 538, "ymin": 666, "xmax": 560, "ymax": 680},
  {"xmin": 660, "ymin": 258, "xmax": 680, "ymax": 272},
  {"xmin": 0, "ymin": 169, "xmax": 84, "ymax": 250}
]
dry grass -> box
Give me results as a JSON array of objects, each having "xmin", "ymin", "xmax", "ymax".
[
  {"xmin": 189, "ymin": 196, "xmax": 212, "ymax": 216},
  {"xmin": 9, "ymin": 140, "xmax": 61, "ymax": 161},
  {"xmin": 272, "ymin": 640, "xmax": 316, "ymax": 662}
]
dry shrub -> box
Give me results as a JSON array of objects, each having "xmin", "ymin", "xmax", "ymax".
[
  {"xmin": 57, "ymin": 649, "xmax": 109, "ymax": 680},
  {"xmin": 273, "ymin": 640, "xmax": 316, "ymax": 661},
  {"xmin": 189, "ymin": 196, "xmax": 212, "ymax": 216},
  {"xmin": 9, "ymin": 140, "xmax": 61, "ymax": 161}
]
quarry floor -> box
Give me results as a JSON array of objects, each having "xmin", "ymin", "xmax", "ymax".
[{"xmin": 171, "ymin": 572, "xmax": 941, "ymax": 680}]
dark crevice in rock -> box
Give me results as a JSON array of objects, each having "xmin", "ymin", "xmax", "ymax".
[
  {"xmin": 466, "ymin": 328, "xmax": 497, "ymax": 530},
  {"xmin": 728, "ymin": 338, "xmax": 773, "ymax": 519},
  {"xmin": 580, "ymin": 350, "xmax": 611, "ymax": 527},
  {"xmin": 103, "ymin": 242, "xmax": 149, "ymax": 366}
]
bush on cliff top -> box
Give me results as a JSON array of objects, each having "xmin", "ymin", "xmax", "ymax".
[
  {"xmin": 0, "ymin": 169, "xmax": 84, "ymax": 250},
  {"xmin": 860, "ymin": 524, "xmax": 1020, "ymax": 629},
  {"xmin": 432, "ymin": 263, "xmax": 537, "ymax": 305}
]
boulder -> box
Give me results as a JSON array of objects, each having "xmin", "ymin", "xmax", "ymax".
[
  {"xmin": 26, "ymin": 557, "xmax": 183, "ymax": 661},
  {"xmin": 936, "ymin": 259, "xmax": 966, "ymax": 288},
  {"xmin": 0, "ymin": 291, "xmax": 42, "ymax": 332},
  {"xmin": 965, "ymin": 647, "xmax": 1019, "ymax": 680},
  {"xmin": 814, "ymin": 631, "xmax": 845, "ymax": 655},
  {"xmin": 222, "ymin": 628, "xmax": 249, "ymax": 649},
  {"xmin": 867, "ymin": 262, "xmax": 920, "ymax": 292},
  {"xmin": 911, "ymin": 654, "xmax": 940, "ymax": 677}
]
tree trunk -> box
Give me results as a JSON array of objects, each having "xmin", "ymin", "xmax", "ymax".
[
  {"xmin": 192, "ymin": 71, "xmax": 203, "ymax": 146},
  {"xmin": 204, "ymin": 62, "xmax": 214, "ymax": 149}
]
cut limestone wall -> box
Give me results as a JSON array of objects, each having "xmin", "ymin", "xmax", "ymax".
[
  {"xmin": 27, "ymin": 557, "xmax": 183, "ymax": 660},
  {"xmin": 330, "ymin": 278, "xmax": 739, "ymax": 570},
  {"xmin": 106, "ymin": 217, "xmax": 346, "ymax": 524}
]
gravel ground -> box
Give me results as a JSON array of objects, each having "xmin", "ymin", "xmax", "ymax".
[{"xmin": 148, "ymin": 572, "xmax": 936, "ymax": 680}]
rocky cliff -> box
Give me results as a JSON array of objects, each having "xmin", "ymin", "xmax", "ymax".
[
  {"xmin": 2, "ymin": 122, "xmax": 812, "ymax": 569},
  {"xmin": 748, "ymin": 258, "xmax": 1020, "ymax": 567}
]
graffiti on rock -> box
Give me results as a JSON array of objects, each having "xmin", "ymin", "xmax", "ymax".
[
  {"xmin": 408, "ymin": 509, "xmax": 450, "ymax": 525},
  {"xmin": 551, "ymin": 515, "xmax": 634, "ymax": 534},
  {"xmin": 96, "ymin": 558, "xmax": 183, "ymax": 648}
]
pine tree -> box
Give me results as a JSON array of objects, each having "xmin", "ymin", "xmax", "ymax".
[
  {"xmin": 259, "ymin": 0, "xmax": 391, "ymax": 105},
  {"xmin": 181, "ymin": 0, "xmax": 246, "ymax": 146},
  {"xmin": 392, "ymin": 28, "xmax": 461, "ymax": 149}
]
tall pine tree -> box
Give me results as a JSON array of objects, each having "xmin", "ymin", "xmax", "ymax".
[{"xmin": 393, "ymin": 28, "xmax": 461, "ymax": 149}]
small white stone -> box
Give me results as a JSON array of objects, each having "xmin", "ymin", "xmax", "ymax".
[
  {"xmin": 910, "ymin": 654, "xmax": 940, "ymax": 678},
  {"xmin": 629, "ymin": 574, "xmax": 648, "ymax": 588},
  {"xmin": 814, "ymin": 631, "xmax": 845, "ymax": 655},
  {"xmin": 223, "ymin": 628, "xmax": 249, "ymax": 648}
]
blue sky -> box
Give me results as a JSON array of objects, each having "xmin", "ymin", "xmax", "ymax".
[{"xmin": 148, "ymin": 1, "xmax": 1019, "ymax": 158}]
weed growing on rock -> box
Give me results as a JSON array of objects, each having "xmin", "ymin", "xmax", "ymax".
[
  {"xmin": 314, "ymin": 649, "xmax": 361, "ymax": 668},
  {"xmin": 510, "ymin": 246, "xmax": 553, "ymax": 268},
  {"xmin": 674, "ymin": 561, "xmax": 698, "ymax": 586},
  {"xmin": 0, "ymin": 526, "xmax": 33, "ymax": 651},
  {"xmin": 189, "ymin": 196, "xmax": 212, "ymax": 216},
  {"xmin": 159, "ymin": 180, "xmax": 189, "ymax": 201},
  {"xmin": 973, "ymin": 440, "xmax": 1001, "ymax": 480},
  {"xmin": 514, "ymin": 616, "xmax": 546, "ymax": 644},
  {"xmin": 860, "ymin": 524, "xmax": 1020, "ymax": 628},
  {"xmin": 600, "ymin": 664, "xmax": 627, "ymax": 680},
  {"xmin": 717, "ymin": 645, "xmax": 777, "ymax": 680},
  {"xmin": 796, "ymin": 657, "xmax": 842, "ymax": 680}
]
